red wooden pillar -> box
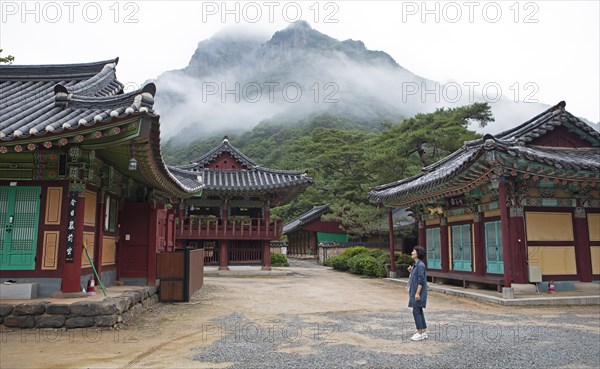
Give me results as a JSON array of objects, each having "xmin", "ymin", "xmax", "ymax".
[
  {"xmin": 262, "ymin": 240, "xmax": 271, "ymax": 270},
  {"xmin": 440, "ymin": 217, "xmax": 449, "ymax": 272},
  {"xmin": 61, "ymin": 191, "xmax": 86, "ymax": 293},
  {"xmin": 498, "ymin": 176, "xmax": 512, "ymax": 287},
  {"xmin": 312, "ymin": 232, "xmax": 318, "ymax": 256},
  {"xmin": 264, "ymin": 200, "xmax": 271, "ymax": 237},
  {"xmin": 219, "ymin": 241, "xmax": 229, "ymax": 270},
  {"xmin": 418, "ymin": 219, "xmax": 426, "ymax": 250},
  {"xmin": 573, "ymin": 207, "xmax": 592, "ymax": 282},
  {"xmin": 94, "ymin": 193, "xmax": 106, "ymax": 282},
  {"xmin": 388, "ymin": 208, "xmax": 396, "ymax": 273},
  {"xmin": 147, "ymin": 205, "xmax": 158, "ymax": 286},
  {"xmin": 473, "ymin": 213, "xmax": 485, "ymax": 276},
  {"xmin": 509, "ymin": 206, "xmax": 527, "ymax": 283},
  {"xmin": 222, "ymin": 199, "xmax": 229, "ymax": 237}
]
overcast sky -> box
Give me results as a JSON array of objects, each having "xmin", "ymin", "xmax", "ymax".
[{"xmin": 1, "ymin": 0, "xmax": 598, "ymax": 123}]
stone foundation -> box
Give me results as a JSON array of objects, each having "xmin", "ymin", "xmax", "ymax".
[{"xmin": 0, "ymin": 287, "xmax": 157, "ymax": 329}]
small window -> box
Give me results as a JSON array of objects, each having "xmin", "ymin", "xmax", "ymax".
[{"xmin": 104, "ymin": 195, "xmax": 118, "ymax": 232}]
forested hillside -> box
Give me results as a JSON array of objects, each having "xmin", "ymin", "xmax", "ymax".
[{"xmin": 163, "ymin": 103, "xmax": 492, "ymax": 239}]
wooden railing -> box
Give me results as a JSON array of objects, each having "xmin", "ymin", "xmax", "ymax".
[{"xmin": 176, "ymin": 217, "xmax": 283, "ymax": 240}]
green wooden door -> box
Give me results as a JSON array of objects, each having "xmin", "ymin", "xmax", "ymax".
[
  {"xmin": 451, "ymin": 224, "xmax": 472, "ymax": 271},
  {"xmin": 426, "ymin": 227, "xmax": 441, "ymax": 269},
  {"xmin": 485, "ymin": 220, "xmax": 504, "ymax": 274},
  {"xmin": 0, "ymin": 186, "xmax": 41, "ymax": 270}
]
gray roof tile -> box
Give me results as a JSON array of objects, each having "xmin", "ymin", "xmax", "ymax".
[
  {"xmin": 369, "ymin": 102, "xmax": 600, "ymax": 204},
  {"xmin": 0, "ymin": 58, "xmax": 156, "ymax": 140},
  {"xmin": 170, "ymin": 139, "xmax": 313, "ymax": 192},
  {"xmin": 283, "ymin": 204, "xmax": 331, "ymax": 234}
]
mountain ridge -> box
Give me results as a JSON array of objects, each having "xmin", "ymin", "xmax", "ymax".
[{"xmin": 153, "ymin": 21, "xmax": 555, "ymax": 146}]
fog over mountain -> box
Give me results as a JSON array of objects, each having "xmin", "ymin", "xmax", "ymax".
[{"xmin": 154, "ymin": 21, "xmax": 553, "ymax": 144}]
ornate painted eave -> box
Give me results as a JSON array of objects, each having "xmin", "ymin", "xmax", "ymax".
[
  {"xmin": 368, "ymin": 102, "xmax": 600, "ymax": 207},
  {"xmin": 0, "ymin": 59, "xmax": 202, "ymax": 197},
  {"xmin": 283, "ymin": 204, "xmax": 331, "ymax": 234}
]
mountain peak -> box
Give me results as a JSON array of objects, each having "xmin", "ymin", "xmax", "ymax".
[
  {"xmin": 286, "ymin": 20, "xmax": 312, "ymax": 30},
  {"xmin": 269, "ymin": 20, "xmax": 335, "ymax": 48}
]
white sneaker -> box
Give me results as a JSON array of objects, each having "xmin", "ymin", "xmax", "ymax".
[
  {"xmin": 411, "ymin": 333, "xmax": 424, "ymax": 341},
  {"xmin": 422, "ymin": 332, "xmax": 428, "ymax": 340}
]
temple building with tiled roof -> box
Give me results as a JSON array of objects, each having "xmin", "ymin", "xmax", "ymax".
[
  {"xmin": 283, "ymin": 204, "xmax": 348, "ymax": 257},
  {"xmin": 369, "ymin": 102, "xmax": 599, "ymax": 295},
  {"xmin": 170, "ymin": 137, "xmax": 313, "ymax": 269},
  {"xmin": 0, "ymin": 59, "xmax": 202, "ymax": 297}
]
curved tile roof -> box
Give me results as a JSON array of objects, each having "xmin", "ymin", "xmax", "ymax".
[
  {"xmin": 0, "ymin": 58, "xmax": 156, "ymax": 140},
  {"xmin": 0, "ymin": 58, "xmax": 201, "ymax": 196},
  {"xmin": 169, "ymin": 166, "xmax": 312, "ymax": 192},
  {"xmin": 368, "ymin": 102, "xmax": 600, "ymax": 204},
  {"xmin": 170, "ymin": 138, "xmax": 313, "ymax": 193},
  {"xmin": 188, "ymin": 137, "xmax": 257, "ymax": 168},
  {"xmin": 283, "ymin": 204, "xmax": 331, "ymax": 234}
]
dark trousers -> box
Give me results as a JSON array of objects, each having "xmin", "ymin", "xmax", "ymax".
[{"xmin": 412, "ymin": 307, "xmax": 426, "ymax": 330}]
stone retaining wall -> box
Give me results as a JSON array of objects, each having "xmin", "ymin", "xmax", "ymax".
[{"xmin": 0, "ymin": 287, "xmax": 157, "ymax": 329}]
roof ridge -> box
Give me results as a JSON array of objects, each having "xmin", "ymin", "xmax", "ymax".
[
  {"xmin": 0, "ymin": 58, "xmax": 119, "ymax": 81},
  {"xmin": 189, "ymin": 138, "xmax": 258, "ymax": 168}
]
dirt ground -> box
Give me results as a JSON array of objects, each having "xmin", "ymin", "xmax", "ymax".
[{"xmin": 1, "ymin": 259, "xmax": 598, "ymax": 369}]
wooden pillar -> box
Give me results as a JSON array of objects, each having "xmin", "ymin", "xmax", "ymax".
[
  {"xmin": 473, "ymin": 212, "xmax": 485, "ymax": 276},
  {"xmin": 509, "ymin": 206, "xmax": 527, "ymax": 283},
  {"xmin": 388, "ymin": 208, "xmax": 396, "ymax": 273},
  {"xmin": 312, "ymin": 232, "xmax": 318, "ymax": 256},
  {"xmin": 262, "ymin": 240, "xmax": 271, "ymax": 270},
  {"xmin": 573, "ymin": 207, "xmax": 592, "ymax": 282},
  {"xmin": 147, "ymin": 205, "xmax": 158, "ymax": 286},
  {"xmin": 219, "ymin": 241, "xmax": 229, "ymax": 270},
  {"xmin": 264, "ymin": 200, "xmax": 271, "ymax": 237},
  {"xmin": 61, "ymin": 191, "xmax": 86, "ymax": 293},
  {"xmin": 498, "ymin": 176, "xmax": 512, "ymax": 287},
  {"xmin": 440, "ymin": 216, "xmax": 449, "ymax": 272},
  {"xmin": 222, "ymin": 199, "xmax": 229, "ymax": 237},
  {"xmin": 418, "ymin": 220, "xmax": 426, "ymax": 250},
  {"xmin": 93, "ymin": 193, "xmax": 106, "ymax": 282}
]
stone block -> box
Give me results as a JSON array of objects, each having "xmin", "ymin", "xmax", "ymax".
[
  {"xmin": 35, "ymin": 315, "xmax": 66, "ymax": 328},
  {"xmin": 0, "ymin": 304, "xmax": 14, "ymax": 317},
  {"xmin": 94, "ymin": 315, "xmax": 118, "ymax": 327},
  {"xmin": 121, "ymin": 310, "xmax": 134, "ymax": 323},
  {"xmin": 0, "ymin": 283, "xmax": 38, "ymax": 299},
  {"xmin": 574, "ymin": 282, "xmax": 600, "ymax": 293},
  {"xmin": 511, "ymin": 283, "xmax": 538, "ymax": 294},
  {"xmin": 3, "ymin": 316, "xmax": 35, "ymax": 328},
  {"xmin": 131, "ymin": 303, "xmax": 144, "ymax": 317},
  {"xmin": 142, "ymin": 298, "xmax": 151, "ymax": 309},
  {"xmin": 103, "ymin": 297, "xmax": 129, "ymax": 314},
  {"xmin": 122, "ymin": 291, "xmax": 141, "ymax": 304},
  {"xmin": 65, "ymin": 317, "xmax": 95, "ymax": 328},
  {"xmin": 146, "ymin": 286, "xmax": 157, "ymax": 296},
  {"xmin": 13, "ymin": 302, "xmax": 48, "ymax": 316},
  {"xmin": 502, "ymin": 287, "xmax": 515, "ymax": 299},
  {"xmin": 70, "ymin": 302, "xmax": 117, "ymax": 317},
  {"xmin": 45, "ymin": 304, "xmax": 71, "ymax": 315}
]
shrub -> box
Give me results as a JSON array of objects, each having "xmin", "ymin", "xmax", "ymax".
[
  {"xmin": 271, "ymin": 253, "xmax": 289, "ymax": 267},
  {"xmin": 325, "ymin": 246, "xmax": 370, "ymax": 271},
  {"xmin": 395, "ymin": 253, "xmax": 414, "ymax": 265},
  {"xmin": 368, "ymin": 249, "xmax": 385, "ymax": 259},
  {"xmin": 326, "ymin": 246, "xmax": 395, "ymax": 278}
]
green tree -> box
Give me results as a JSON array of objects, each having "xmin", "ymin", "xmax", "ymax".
[
  {"xmin": 0, "ymin": 49, "xmax": 15, "ymax": 64},
  {"xmin": 368, "ymin": 103, "xmax": 492, "ymax": 184}
]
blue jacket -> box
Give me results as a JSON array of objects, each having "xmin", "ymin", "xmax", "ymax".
[{"xmin": 408, "ymin": 259, "xmax": 428, "ymax": 308}]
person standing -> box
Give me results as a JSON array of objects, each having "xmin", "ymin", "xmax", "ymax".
[{"xmin": 407, "ymin": 246, "xmax": 428, "ymax": 341}]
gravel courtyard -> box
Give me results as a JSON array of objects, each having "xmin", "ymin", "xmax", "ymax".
[{"xmin": 1, "ymin": 259, "xmax": 599, "ymax": 369}]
